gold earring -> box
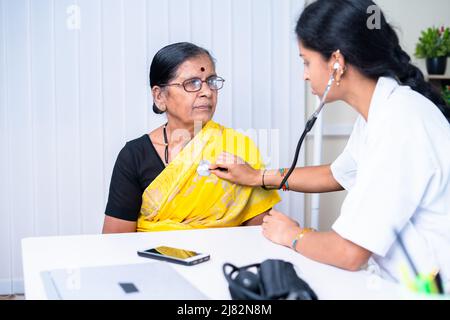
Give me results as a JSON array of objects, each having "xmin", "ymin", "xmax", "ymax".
[{"xmin": 336, "ymin": 66, "xmax": 346, "ymax": 86}]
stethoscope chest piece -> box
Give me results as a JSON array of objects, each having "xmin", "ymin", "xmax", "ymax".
[{"xmin": 197, "ymin": 160, "xmax": 211, "ymax": 177}]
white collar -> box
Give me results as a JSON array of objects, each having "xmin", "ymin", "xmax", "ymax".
[{"xmin": 367, "ymin": 77, "xmax": 400, "ymax": 123}]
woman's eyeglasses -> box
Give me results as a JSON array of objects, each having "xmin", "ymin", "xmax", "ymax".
[{"xmin": 160, "ymin": 75, "xmax": 225, "ymax": 92}]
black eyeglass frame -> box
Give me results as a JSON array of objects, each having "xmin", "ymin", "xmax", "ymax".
[{"xmin": 159, "ymin": 75, "xmax": 225, "ymax": 92}]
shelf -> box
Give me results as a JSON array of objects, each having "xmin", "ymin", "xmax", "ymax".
[{"xmin": 427, "ymin": 75, "xmax": 450, "ymax": 80}]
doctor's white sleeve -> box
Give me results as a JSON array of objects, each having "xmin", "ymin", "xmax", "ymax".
[
  {"xmin": 332, "ymin": 118, "xmax": 435, "ymax": 257},
  {"xmin": 330, "ymin": 118, "xmax": 362, "ymax": 190}
]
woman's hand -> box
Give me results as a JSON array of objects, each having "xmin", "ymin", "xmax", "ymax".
[
  {"xmin": 209, "ymin": 152, "xmax": 262, "ymax": 187},
  {"xmin": 262, "ymin": 209, "xmax": 301, "ymax": 247}
]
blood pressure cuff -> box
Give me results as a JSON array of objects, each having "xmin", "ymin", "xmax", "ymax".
[{"xmin": 223, "ymin": 259, "xmax": 318, "ymax": 300}]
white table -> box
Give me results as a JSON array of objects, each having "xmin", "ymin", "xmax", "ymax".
[{"xmin": 22, "ymin": 226, "xmax": 406, "ymax": 300}]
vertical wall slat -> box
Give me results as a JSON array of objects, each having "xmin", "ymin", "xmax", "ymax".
[
  {"xmin": 146, "ymin": 0, "xmax": 170, "ymax": 131},
  {"xmin": 211, "ymin": 0, "xmax": 232, "ymax": 128},
  {"xmin": 144, "ymin": 0, "xmax": 148, "ymax": 132},
  {"xmin": 190, "ymin": 0, "xmax": 212, "ymax": 51},
  {"xmin": 168, "ymin": 0, "xmax": 191, "ymax": 43},
  {"xmin": 249, "ymin": 0, "xmax": 272, "ymax": 184},
  {"xmin": 30, "ymin": 0, "xmax": 58, "ymax": 237},
  {"xmin": 28, "ymin": 0, "xmax": 36, "ymax": 238},
  {"xmin": 76, "ymin": 0, "xmax": 83, "ymax": 232},
  {"xmin": 0, "ymin": 0, "xmax": 13, "ymax": 295},
  {"xmin": 289, "ymin": 0, "xmax": 306, "ymax": 224},
  {"xmin": 102, "ymin": 0, "xmax": 127, "ymax": 200},
  {"xmin": 52, "ymin": 0, "xmax": 60, "ymax": 236},
  {"xmin": 231, "ymin": 0, "xmax": 252, "ymax": 130},
  {"xmin": 270, "ymin": 0, "xmax": 293, "ymax": 215},
  {"xmin": 78, "ymin": 0, "xmax": 104, "ymax": 234},
  {"xmin": 250, "ymin": 0, "xmax": 277, "ymax": 164},
  {"xmin": 5, "ymin": 0, "xmax": 34, "ymax": 290},
  {"xmin": 251, "ymin": 0, "xmax": 272, "ymax": 130},
  {"xmin": 120, "ymin": 0, "xmax": 126, "ymax": 149},
  {"xmin": 54, "ymin": 0, "xmax": 82, "ymax": 235},
  {"xmin": 123, "ymin": 0, "xmax": 147, "ymax": 140}
]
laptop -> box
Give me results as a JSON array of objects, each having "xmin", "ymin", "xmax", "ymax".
[{"xmin": 40, "ymin": 262, "xmax": 208, "ymax": 300}]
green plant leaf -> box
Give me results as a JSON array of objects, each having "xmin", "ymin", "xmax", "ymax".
[{"xmin": 415, "ymin": 26, "xmax": 450, "ymax": 58}]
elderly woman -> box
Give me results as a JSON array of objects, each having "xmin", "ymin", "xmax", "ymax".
[{"xmin": 102, "ymin": 42, "xmax": 280, "ymax": 233}]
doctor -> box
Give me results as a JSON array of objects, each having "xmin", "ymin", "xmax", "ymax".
[{"xmin": 210, "ymin": 0, "xmax": 450, "ymax": 285}]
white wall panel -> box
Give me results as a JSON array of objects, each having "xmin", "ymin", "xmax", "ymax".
[
  {"xmin": 78, "ymin": 0, "xmax": 105, "ymax": 234},
  {"xmin": 210, "ymin": 0, "xmax": 232, "ymax": 127},
  {"xmin": 4, "ymin": 0, "xmax": 34, "ymax": 293},
  {"xmin": 0, "ymin": 0, "xmax": 12, "ymax": 295}
]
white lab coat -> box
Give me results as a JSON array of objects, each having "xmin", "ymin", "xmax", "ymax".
[{"xmin": 331, "ymin": 77, "xmax": 450, "ymax": 285}]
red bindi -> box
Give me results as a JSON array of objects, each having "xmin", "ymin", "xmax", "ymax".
[{"xmin": 200, "ymin": 67, "xmax": 205, "ymax": 72}]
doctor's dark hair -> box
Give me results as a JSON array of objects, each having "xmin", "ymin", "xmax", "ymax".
[
  {"xmin": 296, "ymin": 0, "xmax": 450, "ymax": 121},
  {"xmin": 149, "ymin": 42, "xmax": 215, "ymax": 114}
]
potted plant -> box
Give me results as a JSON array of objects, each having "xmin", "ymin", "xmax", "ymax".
[{"xmin": 415, "ymin": 26, "xmax": 450, "ymax": 75}]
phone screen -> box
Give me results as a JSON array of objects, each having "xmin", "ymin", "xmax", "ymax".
[{"xmin": 144, "ymin": 246, "xmax": 200, "ymax": 260}]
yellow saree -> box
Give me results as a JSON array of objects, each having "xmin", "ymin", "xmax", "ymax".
[{"xmin": 137, "ymin": 120, "xmax": 280, "ymax": 232}]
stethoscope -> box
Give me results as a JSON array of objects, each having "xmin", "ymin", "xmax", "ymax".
[
  {"xmin": 275, "ymin": 62, "xmax": 341, "ymax": 190},
  {"xmin": 197, "ymin": 62, "xmax": 341, "ymax": 182}
]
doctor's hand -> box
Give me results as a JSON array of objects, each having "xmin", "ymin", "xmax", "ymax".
[
  {"xmin": 262, "ymin": 209, "xmax": 301, "ymax": 248},
  {"xmin": 209, "ymin": 152, "xmax": 262, "ymax": 187}
]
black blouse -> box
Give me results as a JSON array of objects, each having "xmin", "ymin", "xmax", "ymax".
[{"xmin": 105, "ymin": 134, "xmax": 165, "ymax": 221}]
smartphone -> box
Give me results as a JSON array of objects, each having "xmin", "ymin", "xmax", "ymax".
[{"xmin": 137, "ymin": 245, "xmax": 210, "ymax": 266}]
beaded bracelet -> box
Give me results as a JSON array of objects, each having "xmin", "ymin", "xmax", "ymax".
[
  {"xmin": 279, "ymin": 168, "xmax": 289, "ymax": 191},
  {"xmin": 261, "ymin": 168, "xmax": 290, "ymax": 191}
]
